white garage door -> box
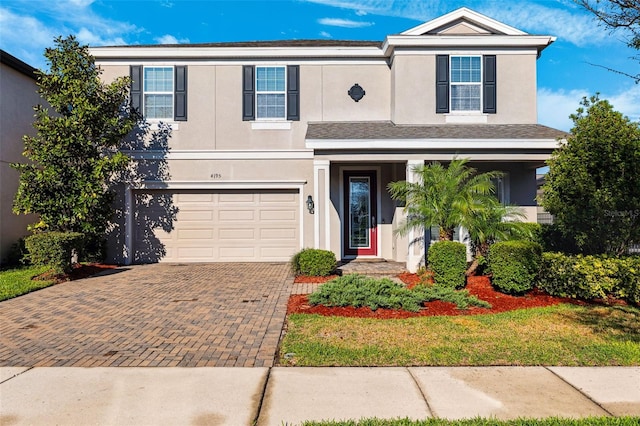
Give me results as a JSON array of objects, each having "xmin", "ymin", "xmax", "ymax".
[{"xmin": 133, "ymin": 189, "xmax": 300, "ymax": 263}]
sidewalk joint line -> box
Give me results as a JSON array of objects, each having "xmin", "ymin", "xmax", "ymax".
[
  {"xmin": 544, "ymin": 367, "xmax": 615, "ymax": 417},
  {"xmin": 0, "ymin": 366, "xmax": 34, "ymax": 385},
  {"xmin": 407, "ymin": 367, "xmax": 436, "ymax": 419},
  {"xmin": 253, "ymin": 367, "xmax": 272, "ymax": 426}
]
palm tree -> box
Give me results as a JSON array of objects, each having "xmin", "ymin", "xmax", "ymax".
[
  {"xmin": 464, "ymin": 199, "xmax": 532, "ymax": 276},
  {"xmin": 387, "ymin": 157, "xmax": 502, "ymax": 242}
]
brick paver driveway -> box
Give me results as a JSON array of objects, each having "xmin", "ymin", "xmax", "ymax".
[{"xmin": 0, "ymin": 263, "xmax": 293, "ymax": 367}]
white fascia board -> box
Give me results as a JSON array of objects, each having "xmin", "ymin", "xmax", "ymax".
[
  {"xmin": 89, "ymin": 46, "xmax": 384, "ymax": 60},
  {"xmin": 306, "ymin": 138, "xmax": 563, "ymax": 150},
  {"xmin": 382, "ymin": 35, "xmax": 555, "ymax": 56},
  {"xmin": 133, "ymin": 180, "xmax": 307, "ymax": 190},
  {"xmin": 401, "ymin": 7, "xmax": 527, "ymax": 36},
  {"xmin": 122, "ymin": 149, "xmax": 314, "ymax": 160}
]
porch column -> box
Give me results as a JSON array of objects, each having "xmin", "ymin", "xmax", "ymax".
[
  {"xmin": 406, "ymin": 160, "xmax": 423, "ymax": 272},
  {"xmin": 313, "ymin": 159, "xmax": 331, "ymax": 250}
]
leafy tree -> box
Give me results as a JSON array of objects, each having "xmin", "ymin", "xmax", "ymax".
[
  {"xmin": 576, "ymin": 0, "xmax": 640, "ymax": 82},
  {"xmin": 464, "ymin": 199, "xmax": 531, "ymax": 276},
  {"xmin": 387, "ymin": 158, "xmax": 501, "ymax": 241},
  {"xmin": 12, "ymin": 36, "xmax": 138, "ymax": 254},
  {"xmin": 541, "ymin": 95, "xmax": 640, "ymax": 255}
]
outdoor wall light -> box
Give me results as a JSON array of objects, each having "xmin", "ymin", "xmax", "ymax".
[{"xmin": 306, "ymin": 195, "xmax": 315, "ymax": 214}]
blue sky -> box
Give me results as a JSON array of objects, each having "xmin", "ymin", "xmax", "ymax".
[{"xmin": 1, "ymin": 0, "xmax": 638, "ymax": 131}]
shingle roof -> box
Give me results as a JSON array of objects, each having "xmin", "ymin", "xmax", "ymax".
[
  {"xmin": 306, "ymin": 121, "xmax": 568, "ymax": 140},
  {"xmin": 98, "ymin": 40, "xmax": 382, "ymax": 49}
]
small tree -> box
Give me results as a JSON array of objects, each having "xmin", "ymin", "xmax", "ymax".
[
  {"xmin": 541, "ymin": 95, "xmax": 640, "ymax": 255},
  {"xmin": 12, "ymin": 36, "xmax": 138, "ymax": 256},
  {"xmin": 464, "ymin": 199, "xmax": 531, "ymax": 276},
  {"xmin": 388, "ymin": 158, "xmax": 501, "ymax": 241}
]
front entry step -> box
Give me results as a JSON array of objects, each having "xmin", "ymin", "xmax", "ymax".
[{"xmin": 337, "ymin": 259, "xmax": 407, "ymax": 276}]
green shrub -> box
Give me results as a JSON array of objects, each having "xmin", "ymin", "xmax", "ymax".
[
  {"xmin": 308, "ymin": 273, "xmax": 490, "ymax": 312},
  {"xmin": 290, "ymin": 248, "xmax": 337, "ymax": 277},
  {"xmin": 511, "ymin": 222, "xmax": 542, "ymax": 244},
  {"xmin": 489, "ymin": 240, "xmax": 542, "ymax": 295},
  {"xmin": 24, "ymin": 231, "xmax": 83, "ymax": 274},
  {"xmin": 427, "ymin": 241, "xmax": 467, "ymax": 289},
  {"xmin": 538, "ymin": 252, "xmax": 640, "ymax": 303},
  {"xmin": 539, "ymin": 223, "xmax": 579, "ymax": 253}
]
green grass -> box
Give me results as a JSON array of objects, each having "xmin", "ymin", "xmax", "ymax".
[
  {"xmin": 279, "ymin": 304, "xmax": 640, "ymax": 366},
  {"xmin": 0, "ymin": 265, "xmax": 56, "ymax": 301},
  {"xmin": 301, "ymin": 417, "xmax": 640, "ymax": 426}
]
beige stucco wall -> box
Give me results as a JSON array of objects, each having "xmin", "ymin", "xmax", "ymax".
[
  {"xmin": 0, "ymin": 64, "xmax": 40, "ymax": 263},
  {"xmin": 391, "ymin": 52, "xmax": 538, "ymax": 124}
]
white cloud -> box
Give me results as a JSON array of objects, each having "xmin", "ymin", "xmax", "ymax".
[
  {"xmin": 77, "ymin": 27, "xmax": 126, "ymax": 46},
  {"xmin": 319, "ymin": 31, "xmax": 332, "ymax": 38},
  {"xmin": 537, "ymin": 88, "xmax": 588, "ymax": 131},
  {"xmin": 67, "ymin": 0, "xmax": 95, "ymax": 7},
  {"xmin": 154, "ymin": 34, "xmax": 190, "ymax": 44},
  {"xmin": 305, "ymin": 0, "xmax": 614, "ymax": 47},
  {"xmin": 355, "ymin": 9, "xmax": 367, "ymax": 16},
  {"xmin": 537, "ymin": 86, "xmax": 640, "ymax": 131},
  {"xmin": 318, "ymin": 17, "xmax": 374, "ymax": 28}
]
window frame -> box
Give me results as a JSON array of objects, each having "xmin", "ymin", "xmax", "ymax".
[
  {"xmin": 142, "ymin": 66, "xmax": 175, "ymax": 120},
  {"xmin": 449, "ymin": 55, "xmax": 483, "ymax": 113},
  {"xmin": 255, "ymin": 65, "xmax": 287, "ymax": 120}
]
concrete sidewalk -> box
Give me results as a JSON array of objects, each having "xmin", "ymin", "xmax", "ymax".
[{"xmin": 1, "ymin": 367, "xmax": 639, "ymax": 425}]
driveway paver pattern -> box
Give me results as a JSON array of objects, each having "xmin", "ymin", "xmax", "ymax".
[{"xmin": 0, "ymin": 263, "xmax": 293, "ymax": 367}]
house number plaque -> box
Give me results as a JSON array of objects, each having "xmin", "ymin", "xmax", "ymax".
[{"xmin": 348, "ymin": 83, "xmax": 365, "ymax": 102}]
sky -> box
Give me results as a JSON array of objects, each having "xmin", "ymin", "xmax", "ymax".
[{"xmin": 1, "ymin": 0, "xmax": 639, "ymax": 131}]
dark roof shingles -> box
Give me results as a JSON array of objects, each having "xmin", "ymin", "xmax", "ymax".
[{"xmin": 306, "ymin": 121, "xmax": 568, "ymax": 140}]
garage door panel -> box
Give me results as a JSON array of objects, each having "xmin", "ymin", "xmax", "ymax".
[
  {"xmin": 219, "ymin": 228, "xmax": 255, "ymax": 239},
  {"xmin": 178, "ymin": 229, "xmax": 214, "ymax": 239},
  {"xmin": 260, "ymin": 228, "xmax": 296, "ymax": 240},
  {"xmin": 219, "ymin": 210, "xmax": 255, "ymax": 221},
  {"xmin": 134, "ymin": 189, "xmax": 299, "ymax": 263}
]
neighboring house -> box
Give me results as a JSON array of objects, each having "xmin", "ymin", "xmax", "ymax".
[
  {"xmin": 91, "ymin": 7, "xmax": 566, "ymax": 271},
  {"xmin": 0, "ymin": 50, "xmax": 39, "ymax": 265}
]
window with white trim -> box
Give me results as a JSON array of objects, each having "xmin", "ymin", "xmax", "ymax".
[
  {"xmin": 143, "ymin": 66, "xmax": 174, "ymax": 119},
  {"xmin": 450, "ymin": 56, "xmax": 482, "ymax": 112},
  {"xmin": 256, "ymin": 66, "xmax": 286, "ymax": 119}
]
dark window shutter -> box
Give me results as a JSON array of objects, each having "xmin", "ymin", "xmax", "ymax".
[
  {"xmin": 483, "ymin": 55, "xmax": 497, "ymax": 114},
  {"xmin": 435, "ymin": 55, "xmax": 449, "ymax": 113},
  {"xmin": 286, "ymin": 65, "xmax": 300, "ymax": 121},
  {"xmin": 242, "ymin": 65, "xmax": 255, "ymax": 121},
  {"xmin": 130, "ymin": 65, "xmax": 142, "ymax": 115},
  {"xmin": 174, "ymin": 66, "xmax": 187, "ymax": 121}
]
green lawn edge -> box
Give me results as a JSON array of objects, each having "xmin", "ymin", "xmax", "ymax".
[
  {"xmin": 0, "ymin": 265, "xmax": 56, "ymax": 301},
  {"xmin": 301, "ymin": 416, "xmax": 640, "ymax": 426}
]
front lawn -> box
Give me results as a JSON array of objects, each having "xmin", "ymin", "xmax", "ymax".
[
  {"xmin": 0, "ymin": 265, "xmax": 56, "ymax": 301},
  {"xmin": 279, "ymin": 304, "xmax": 640, "ymax": 366}
]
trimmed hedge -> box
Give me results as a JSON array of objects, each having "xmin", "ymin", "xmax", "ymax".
[
  {"xmin": 489, "ymin": 240, "xmax": 542, "ymax": 295},
  {"xmin": 291, "ymin": 248, "xmax": 337, "ymax": 277},
  {"xmin": 24, "ymin": 232, "xmax": 83, "ymax": 274},
  {"xmin": 427, "ymin": 241, "xmax": 467, "ymax": 289},
  {"xmin": 537, "ymin": 252, "xmax": 640, "ymax": 303}
]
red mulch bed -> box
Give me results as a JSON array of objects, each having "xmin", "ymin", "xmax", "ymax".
[
  {"xmin": 35, "ymin": 263, "xmax": 118, "ymax": 283},
  {"xmin": 287, "ymin": 274, "xmax": 574, "ymax": 319}
]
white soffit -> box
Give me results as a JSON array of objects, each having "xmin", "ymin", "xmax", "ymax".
[
  {"xmin": 401, "ymin": 7, "xmax": 527, "ymax": 36},
  {"xmin": 305, "ymin": 139, "xmax": 562, "ymax": 150}
]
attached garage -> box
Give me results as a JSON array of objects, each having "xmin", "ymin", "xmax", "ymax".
[{"xmin": 132, "ymin": 189, "xmax": 301, "ymax": 263}]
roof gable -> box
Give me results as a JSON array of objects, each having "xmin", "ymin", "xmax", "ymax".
[{"xmin": 401, "ymin": 7, "xmax": 527, "ymax": 36}]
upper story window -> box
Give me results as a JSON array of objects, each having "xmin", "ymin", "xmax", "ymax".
[
  {"xmin": 243, "ymin": 65, "xmax": 300, "ymax": 122},
  {"xmin": 144, "ymin": 67, "xmax": 174, "ymax": 119},
  {"xmin": 436, "ymin": 55, "xmax": 496, "ymax": 115},
  {"xmin": 129, "ymin": 65, "xmax": 187, "ymax": 122},
  {"xmin": 256, "ymin": 66, "xmax": 286, "ymax": 119},
  {"xmin": 450, "ymin": 56, "xmax": 481, "ymax": 112}
]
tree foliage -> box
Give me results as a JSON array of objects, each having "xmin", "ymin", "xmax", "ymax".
[
  {"xmin": 541, "ymin": 95, "xmax": 640, "ymax": 255},
  {"xmin": 576, "ymin": 0, "xmax": 640, "ymax": 82},
  {"xmin": 387, "ymin": 158, "xmax": 501, "ymax": 241},
  {"xmin": 12, "ymin": 36, "xmax": 138, "ymax": 241}
]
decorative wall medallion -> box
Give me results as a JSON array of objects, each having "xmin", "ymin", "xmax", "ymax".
[{"xmin": 348, "ymin": 83, "xmax": 365, "ymax": 102}]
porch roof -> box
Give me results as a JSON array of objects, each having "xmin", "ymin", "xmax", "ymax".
[{"xmin": 306, "ymin": 121, "xmax": 568, "ymax": 140}]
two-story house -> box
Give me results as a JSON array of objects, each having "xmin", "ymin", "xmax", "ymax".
[
  {"xmin": 0, "ymin": 50, "xmax": 39, "ymax": 265},
  {"xmin": 91, "ymin": 7, "xmax": 566, "ymax": 271}
]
